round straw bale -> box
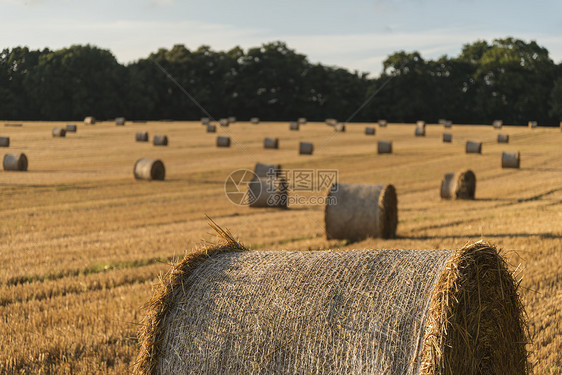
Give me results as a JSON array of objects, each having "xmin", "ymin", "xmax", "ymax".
[
  {"xmin": 415, "ymin": 126, "xmax": 425, "ymax": 136},
  {"xmin": 206, "ymin": 124, "xmax": 216, "ymax": 133},
  {"xmin": 0, "ymin": 137, "xmax": 9, "ymax": 147},
  {"xmin": 444, "ymin": 120, "xmax": 452, "ymax": 128},
  {"xmin": 248, "ymin": 176, "xmax": 288, "ymax": 208},
  {"xmin": 228, "ymin": 116, "xmax": 236, "ymax": 123},
  {"xmin": 442, "ymin": 133, "xmax": 452, "ymax": 143},
  {"xmin": 219, "ymin": 118, "xmax": 229, "ymax": 127},
  {"xmin": 334, "ymin": 123, "xmax": 346, "ymax": 132},
  {"xmin": 134, "ymin": 236, "xmax": 527, "ymax": 375},
  {"xmin": 325, "ymin": 183, "xmax": 397, "ymax": 240},
  {"xmin": 299, "ymin": 142, "xmax": 313, "ymax": 155},
  {"xmin": 52, "ymin": 127, "xmax": 66, "ymax": 137},
  {"xmin": 325, "ymin": 118, "xmax": 337, "ymax": 126},
  {"xmin": 298, "ymin": 117, "xmax": 307, "ymax": 124},
  {"xmin": 440, "ymin": 170, "xmax": 476, "ymax": 199},
  {"xmin": 502, "ymin": 151, "xmax": 520, "ymax": 169},
  {"xmin": 217, "ymin": 136, "xmax": 231, "ymax": 148},
  {"xmin": 497, "ymin": 134, "xmax": 509, "ymax": 143},
  {"xmin": 115, "ymin": 117, "xmax": 126, "ymax": 126},
  {"xmin": 528, "ymin": 121, "xmax": 537, "ymax": 128},
  {"xmin": 416, "ymin": 120, "xmax": 426, "ymax": 129},
  {"xmin": 263, "ymin": 137, "xmax": 279, "ymax": 149},
  {"xmin": 438, "ymin": 118, "xmax": 446, "ymax": 125},
  {"xmin": 365, "ymin": 127, "xmax": 375, "ymax": 135},
  {"xmin": 493, "ymin": 120, "xmax": 503, "ymax": 129},
  {"xmin": 465, "ymin": 141, "xmax": 482, "ymax": 154},
  {"xmin": 136, "ymin": 132, "xmax": 149, "ymax": 142},
  {"xmin": 3, "ymin": 153, "xmax": 28, "ymax": 171},
  {"xmin": 153, "ymin": 135, "xmax": 168, "ymax": 146},
  {"xmin": 250, "ymin": 117, "xmax": 259, "ymax": 124},
  {"xmin": 377, "ymin": 140, "xmax": 392, "ymax": 154},
  {"xmin": 289, "ymin": 121, "xmax": 299, "ymax": 131},
  {"xmin": 84, "ymin": 116, "xmax": 95, "ymax": 125},
  {"xmin": 201, "ymin": 117, "xmax": 210, "ymax": 125},
  {"xmin": 378, "ymin": 119, "xmax": 387, "ymax": 127},
  {"xmin": 254, "ymin": 162, "xmax": 281, "ymax": 178},
  {"xmin": 133, "ymin": 158, "xmax": 165, "ymax": 181},
  {"xmin": 66, "ymin": 124, "xmax": 77, "ymax": 132}
]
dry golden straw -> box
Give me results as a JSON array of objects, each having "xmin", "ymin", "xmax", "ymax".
[
  {"xmin": 134, "ymin": 227, "xmax": 528, "ymax": 375},
  {"xmin": 133, "ymin": 158, "xmax": 165, "ymax": 181},
  {"xmin": 440, "ymin": 170, "xmax": 476, "ymax": 199}
]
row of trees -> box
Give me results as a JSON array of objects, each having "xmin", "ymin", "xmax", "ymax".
[{"xmin": 1, "ymin": 38, "xmax": 561, "ymax": 124}]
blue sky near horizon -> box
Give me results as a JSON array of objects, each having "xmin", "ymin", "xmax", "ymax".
[{"xmin": 1, "ymin": 0, "xmax": 561, "ymax": 76}]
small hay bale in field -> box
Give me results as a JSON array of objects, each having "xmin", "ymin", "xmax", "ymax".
[
  {"xmin": 3, "ymin": 153, "xmax": 28, "ymax": 171},
  {"xmin": 444, "ymin": 120, "xmax": 452, "ymax": 128},
  {"xmin": 325, "ymin": 183, "xmax": 397, "ymax": 240},
  {"xmin": 115, "ymin": 117, "xmax": 126, "ymax": 126},
  {"xmin": 466, "ymin": 141, "xmax": 482, "ymax": 154},
  {"xmin": 0, "ymin": 137, "xmax": 10, "ymax": 147},
  {"xmin": 250, "ymin": 117, "xmax": 259, "ymax": 124},
  {"xmin": 219, "ymin": 118, "xmax": 229, "ymax": 127},
  {"xmin": 206, "ymin": 124, "xmax": 216, "ymax": 133},
  {"xmin": 442, "ymin": 133, "xmax": 452, "ymax": 143},
  {"xmin": 289, "ymin": 121, "xmax": 299, "ymax": 131},
  {"xmin": 133, "ymin": 158, "xmax": 165, "ymax": 181},
  {"xmin": 415, "ymin": 126, "xmax": 425, "ymax": 136},
  {"xmin": 493, "ymin": 120, "xmax": 502, "ymax": 129},
  {"xmin": 228, "ymin": 116, "xmax": 236, "ymax": 123},
  {"xmin": 365, "ymin": 127, "xmax": 375, "ymax": 135},
  {"xmin": 334, "ymin": 123, "xmax": 346, "ymax": 132},
  {"xmin": 135, "ymin": 234, "xmax": 528, "ymax": 375},
  {"xmin": 528, "ymin": 121, "xmax": 537, "ymax": 128},
  {"xmin": 249, "ymin": 163, "xmax": 287, "ymax": 208},
  {"xmin": 84, "ymin": 116, "xmax": 95, "ymax": 125},
  {"xmin": 66, "ymin": 124, "xmax": 77, "ymax": 132},
  {"xmin": 299, "ymin": 142, "xmax": 313, "ymax": 155},
  {"xmin": 153, "ymin": 135, "xmax": 168, "ymax": 146},
  {"xmin": 263, "ymin": 137, "xmax": 279, "ymax": 149},
  {"xmin": 52, "ymin": 127, "xmax": 66, "ymax": 137},
  {"xmin": 201, "ymin": 117, "xmax": 210, "ymax": 125},
  {"xmin": 4, "ymin": 123, "xmax": 22, "ymax": 127},
  {"xmin": 497, "ymin": 134, "xmax": 509, "ymax": 143},
  {"xmin": 136, "ymin": 132, "xmax": 149, "ymax": 142},
  {"xmin": 325, "ymin": 118, "xmax": 337, "ymax": 126},
  {"xmin": 438, "ymin": 118, "xmax": 446, "ymax": 125},
  {"xmin": 377, "ymin": 140, "xmax": 392, "ymax": 154},
  {"xmin": 416, "ymin": 120, "xmax": 426, "ymax": 129},
  {"xmin": 378, "ymin": 119, "xmax": 387, "ymax": 127},
  {"xmin": 440, "ymin": 170, "xmax": 476, "ymax": 199},
  {"xmin": 217, "ymin": 136, "xmax": 231, "ymax": 148},
  {"xmin": 502, "ymin": 151, "xmax": 520, "ymax": 169},
  {"xmin": 298, "ymin": 117, "xmax": 307, "ymax": 124}
]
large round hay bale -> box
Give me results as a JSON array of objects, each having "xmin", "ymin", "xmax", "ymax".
[
  {"xmin": 334, "ymin": 123, "xmax": 346, "ymax": 132},
  {"xmin": 377, "ymin": 140, "xmax": 392, "ymax": 154},
  {"xmin": 250, "ymin": 117, "xmax": 259, "ymax": 124},
  {"xmin": 440, "ymin": 170, "xmax": 476, "ymax": 199},
  {"xmin": 136, "ymin": 132, "xmax": 149, "ymax": 142},
  {"xmin": 206, "ymin": 124, "xmax": 216, "ymax": 133},
  {"xmin": 493, "ymin": 120, "xmax": 502, "ymax": 129},
  {"xmin": 115, "ymin": 117, "xmax": 126, "ymax": 126},
  {"xmin": 497, "ymin": 134, "xmax": 509, "ymax": 143},
  {"xmin": 84, "ymin": 116, "xmax": 95, "ymax": 125},
  {"xmin": 0, "ymin": 137, "xmax": 9, "ymax": 147},
  {"xmin": 325, "ymin": 183, "xmax": 397, "ymax": 240},
  {"xmin": 465, "ymin": 141, "xmax": 482, "ymax": 154},
  {"xmin": 298, "ymin": 117, "xmax": 307, "ymax": 124},
  {"xmin": 135, "ymin": 237, "xmax": 527, "ymax": 375},
  {"xmin": 299, "ymin": 142, "xmax": 313, "ymax": 155},
  {"xmin": 52, "ymin": 127, "xmax": 66, "ymax": 137},
  {"xmin": 3, "ymin": 153, "xmax": 28, "ymax": 171},
  {"xmin": 201, "ymin": 117, "xmax": 210, "ymax": 125},
  {"xmin": 217, "ymin": 136, "xmax": 231, "ymax": 148},
  {"xmin": 365, "ymin": 127, "xmax": 375, "ymax": 135},
  {"xmin": 502, "ymin": 151, "xmax": 520, "ymax": 169},
  {"xmin": 219, "ymin": 118, "xmax": 229, "ymax": 127},
  {"xmin": 263, "ymin": 137, "xmax": 279, "ymax": 149},
  {"xmin": 378, "ymin": 119, "xmax": 387, "ymax": 127},
  {"xmin": 289, "ymin": 121, "xmax": 299, "ymax": 131},
  {"xmin": 415, "ymin": 126, "xmax": 425, "ymax": 136},
  {"xmin": 444, "ymin": 120, "xmax": 452, "ymax": 128},
  {"xmin": 442, "ymin": 133, "xmax": 452, "ymax": 143},
  {"xmin": 153, "ymin": 135, "xmax": 168, "ymax": 146},
  {"xmin": 528, "ymin": 121, "xmax": 537, "ymax": 128},
  {"xmin": 133, "ymin": 158, "xmax": 165, "ymax": 181},
  {"xmin": 66, "ymin": 124, "xmax": 77, "ymax": 132}
]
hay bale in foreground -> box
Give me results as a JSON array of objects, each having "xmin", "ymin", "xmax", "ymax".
[
  {"xmin": 377, "ymin": 140, "xmax": 392, "ymax": 154},
  {"xmin": 206, "ymin": 124, "xmax": 216, "ymax": 133},
  {"xmin": 442, "ymin": 133, "xmax": 452, "ymax": 143},
  {"xmin": 325, "ymin": 183, "xmax": 397, "ymax": 240},
  {"xmin": 217, "ymin": 136, "xmax": 231, "ymax": 148},
  {"xmin": 116, "ymin": 117, "xmax": 126, "ymax": 126},
  {"xmin": 66, "ymin": 124, "xmax": 77, "ymax": 132},
  {"xmin": 528, "ymin": 121, "xmax": 537, "ymax": 128},
  {"xmin": 289, "ymin": 121, "xmax": 299, "ymax": 131},
  {"xmin": 133, "ymin": 158, "xmax": 165, "ymax": 181},
  {"xmin": 263, "ymin": 137, "xmax": 279, "ymax": 149},
  {"xmin": 415, "ymin": 126, "xmax": 425, "ymax": 136},
  {"xmin": 135, "ymin": 236, "xmax": 527, "ymax": 375},
  {"xmin": 136, "ymin": 132, "xmax": 149, "ymax": 142},
  {"xmin": 498, "ymin": 134, "xmax": 509, "ymax": 143},
  {"xmin": 299, "ymin": 142, "xmax": 313, "ymax": 155},
  {"xmin": 52, "ymin": 127, "xmax": 66, "ymax": 137},
  {"xmin": 153, "ymin": 135, "xmax": 168, "ymax": 146},
  {"xmin": 493, "ymin": 120, "xmax": 503, "ymax": 129},
  {"xmin": 219, "ymin": 118, "xmax": 229, "ymax": 127},
  {"xmin": 84, "ymin": 116, "xmax": 95, "ymax": 125},
  {"xmin": 3, "ymin": 153, "xmax": 28, "ymax": 171},
  {"xmin": 466, "ymin": 141, "xmax": 482, "ymax": 154},
  {"xmin": 334, "ymin": 123, "xmax": 346, "ymax": 132},
  {"xmin": 502, "ymin": 151, "xmax": 520, "ymax": 169},
  {"xmin": 365, "ymin": 127, "xmax": 375, "ymax": 135},
  {"xmin": 250, "ymin": 117, "xmax": 259, "ymax": 124},
  {"xmin": 440, "ymin": 170, "xmax": 476, "ymax": 199},
  {"xmin": 0, "ymin": 137, "xmax": 9, "ymax": 147},
  {"xmin": 378, "ymin": 119, "xmax": 387, "ymax": 127},
  {"xmin": 298, "ymin": 117, "xmax": 307, "ymax": 124},
  {"xmin": 249, "ymin": 163, "xmax": 287, "ymax": 208}
]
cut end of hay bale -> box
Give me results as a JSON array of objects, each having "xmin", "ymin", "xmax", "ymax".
[
  {"xmin": 497, "ymin": 134, "xmax": 509, "ymax": 143},
  {"xmin": 334, "ymin": 123, "xmax": 346, "ymax": 132},
  {"xmin": 3, "ymin": 153, "xmax": 28, "ymax": 171},
  {"xmin": 153, "ymin": 135, "xmax": 168, "ymax": 146},
  {"xmin": 133, "ymin": 158, "xmax": 165, "ymax": 181},
  {"xmin": 52, "ymin": 127, "xmax": 66, "ymax": 137},
  {"xmin": 115, "ymin": 117, "xmax": 126, "ymax": 126},
  {"xmin": 440, "ymin": 170, "xmax": 476, "ymax": 199},
  {"xmin": 136, "ymin": 132, "xmax": 149, "ymax": 142},
  {"xmin": 493, "ymin": 120, "xmax": 503, "ymax": 129},
  {"xmin": 83, "ymin": 116, "xmax": 96, "ymax": 125},
  {"xmin": 502, "ymin": 151, "xmax": 520, "ymax": 169}
]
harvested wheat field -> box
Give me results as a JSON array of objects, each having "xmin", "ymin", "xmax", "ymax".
[{"xmin": 0, "ymin": 120, "xmax": 561, "ymax": 374}]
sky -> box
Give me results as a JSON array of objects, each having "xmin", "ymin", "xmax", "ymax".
[{"xmin": 1, "ymin": 0, "xmax": 562, "ymax": 76}]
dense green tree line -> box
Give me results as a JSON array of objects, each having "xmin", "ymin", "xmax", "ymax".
[{"xmin": 1, "ymin": 38, "xmax": 561, "ymax": 124}]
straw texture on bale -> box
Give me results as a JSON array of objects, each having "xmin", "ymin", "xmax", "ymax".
[
  {"xmin": 378, "ymin": 119, "xmax": 387, "ymax": 127},
  {"xmin": 493, "ymin": 120, "xmax": 502, "ymax": 129},
  {"xmin": 136, "ymin": 132, "xmax": 149, "ymax": 142},
  {"xmin": 0, "ymin": 137, "xmax": 9, "ymax": 147},
  {"xmin": 289, "ymin": 121, "xmax": 299, "ymax": 131},
  {"xmin": 3, "ymin": 153, "xmax": 28, "ymax": 171},
  {"xmin": 263, "ymin": 137, "xmax": 279, "ymax": 149},
  {"xmin": 465, "ymin": 141, "xmax": 482, "ymax": 154},
  {"xmin": 444, "ymin": 120, "xmax": 452, "ymax": 128},
  {"xmin": 502, "ymin": 151, "xmax": 520, "ymax": 169},
  {"xmin": 298, "ymin": 117, "xmax": 307, "ymax": 124},
  {"xmin": 227, "ymin": 116, "xmax": 236, "ymax": 123},
  {"xmin": 133, "ymin": 158, "xmax": 165, "ymax": 181},
  {"xmin": 440, "ymin": 170, "xmax": 476, "ymax": 199},
  {"xmin": 415, "ymin": 126, "xmax": 425, "ymax": 136},
  {"xmin": 250, "ymin": 117, "xmax": 259, "ymax": 124},
  {"xmin": 365, "ymin": 127, "xmax": 375, "ymax": 135},
  {"xmin": 325, "ymin": 183, "xmax": 398, "ymax": 240},
  {"xmin": 52, "ymin": 127, "xmax": 66, "ymax": 137},
  {"xmin": 115, "ymin": 117, "xmax": 126, "ymax": 126},
  {"xmin": 66, "ymin": 124, "xmax": 77, "ymax": 132},
  {"xmin": 135, "ymin": 228, "xmax": 528, "ymax": 375},
  {"xmin": 216, "ymin": 136, "xmax": 231, "ymax": 148},
  {"xmin": 498, "ymin": 134, "xmax": 509, "ymax": 143},
  {"xmin": 84, "ymin": 116, "xmax": 95, "ymax": 125},
  {"xmin": 153, "ymin": 135, "xmax": 168, "ymax": 146},
  {"xmin": 249, "ymin": 163, "xmax": 287, "ymax": 208},
  {"xmin": 442, "ymin": 133, "xmax": 452, "ymax": 143},
  {"xmin": 528, "ymin": 121, "xmax": 537, "ymax": 128},
  {"xmin": 334, "ymin": 123, "xmax": 346, "ymax": 132},
  {"xmin": 206, "ymin": 124, "xmax": 216, "ymax": 133},
  {"xmin": 299, "ymin": 142, "xmax": 313, "ymax": 155},
  {"xmin": 219, "ymin": 119, "xmax": 229, "ymax": 127},
  {"xmin": 201, "ymin": 117, "xmax": 210, "ymax": 125},
  {"xmin": 377, "ymin": 140, "xmax": 392, "ymax": 154}
]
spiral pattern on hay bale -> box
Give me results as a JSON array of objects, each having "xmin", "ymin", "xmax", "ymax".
[
  {"xmin": 440, "ymin": 170, "xmax": 476, "ymax": 199},
  {"xmin": 133, "ymin": 158, "xmax": 165, "ymax": 181},
  {"xmin": 377, "ymin": 140, "xmax": 392, "ymax": 154},
  {"xmin": 3, "ymin": 153, "xmax": 28, "ymax": 171},
  {"xmin": 502, "ymin": 151, "xmax": 520, "ymax": 168},
  {"xmin": 153, "ymin": 135, "xmax": 168, "ymax": 146},
  {"xmin": 299, "ymin": 142, "xmax": 313, "ymax": 155}
]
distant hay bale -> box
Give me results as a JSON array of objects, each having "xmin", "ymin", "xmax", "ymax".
[
  {"xmin": 133, "ymin": 158, "xmax": 165, "ymax": 181},
  {"xmin": 497, "ymin": 134, "xmax": 509, "ymax": 143},
  {"xmin": 52, "ymin": 127, "xmax": 66, "ymax": 137},
  {"xmin": 249, "ymin": 163, "xmax": 287, "ymax": 208},
  {"xmin": 466, "ymin": 141, "xmax": 482, "ymax": 154},
  {"xmin": 415, "ymin": 127, "xmax": 425, "ymax": 136},
  {"xmin": 217, "ymin": 136, "xmax": 231, "ymax": 148},
  {"xmin": 438, "ymin": 118, "xmax": 446, "ymax": 125},
  {"xmin": 84, "ymin": 116, "xmax": 96, "ymax": 125},
  {"xmin": 298, "ymin": 117, "xmax": 307, "ymax": 124},
  {"xmin": 219, "ymin": 119, "xmax": 229, "ymax": 127},
  {"xmin": 0, "ymin": 137, "xmax": 10, "ymax": 147},
  {"xmin": 135, "ymin": 236, "xmax": 527, "ymax": 375},
  {"xmin": 325, "ymin": 118, "xmax": 337, "ymax": 126},
  {"xmin": 201, "ymin": 117, "xmax": 210, "ymax": 125},
  {"xmin": 493, "ymin": 120, "xmax": 503, "ymax": 129},
  {"xmin": 502, "ymin": 151, "xmax": 520, "ymax": 169},
  {"xmin": 115, "ymin": 117, "xmax": 126, "ymax": 126},
  {"xmin": 325, "ymin": 183, "xmax": 397, "ymax": 240},
  {"xmin": 289, "ymin": 121, "xmax": 299, "ymax": 131},
  {"xmin": 440, "ymin": 170, "xmax": 476, "ymax": 199},
  {"xmin": 416, "ymin": 120, "xmax": 426, "ymax": 129},
  {"xmin": 3, "ymin": 153, "xmax": 28, "ymax": 171},
  {"xmin": 66, "ymin": 124, "xmax": 77, "ymax": 132},
  {"xmin": 228, "ymin": 116, "xmax": 236, "ymax": 123},
  {"xmin": 250, "ymin": 117, "xmax": 260, "ymax": 124},
  {"xmin": 377, "ymin": 140, "xmax": 392, "ymax": 154},
  {"xmin": 136, "ymin": 132, "xmax": 149, "ymax": 142},
  {"xmin": 206, "ymin": 124, "xmax": 216, "ymax": 133},
  {"xmin": 263, "ymin": 137, "xmax": 279, "ymax": 149},
  {"xmin": 442, "ymin": 133, "xmax": 452, "ymax": 143},
  {"xmin": 299, "ymin": 142, "xmax": 313, "ymax": 155},
  {"xmin": 334, "ymin": 123, "xmax": 346, "ymax": 132},
  {"xmin": 4, "ymin": 123, "xmax": 22, "ymax": 127},
  {"xmin": 378, "ymin": 119, "xmax": 387, "ymax": 127},
  {"xmin": 444, "ymin": 120, "xmax": 452, "ymax": 128},
  {"xmin": 528, "ymin": 121, "xmax": 537, "ymax": 128},
  {"xmin": 365, "ymin": 127, "xmax": 375, "ymax": 135},
  {"xmin": 153, "ymin": 135, "xmax": 168, "ymax": 146}
]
